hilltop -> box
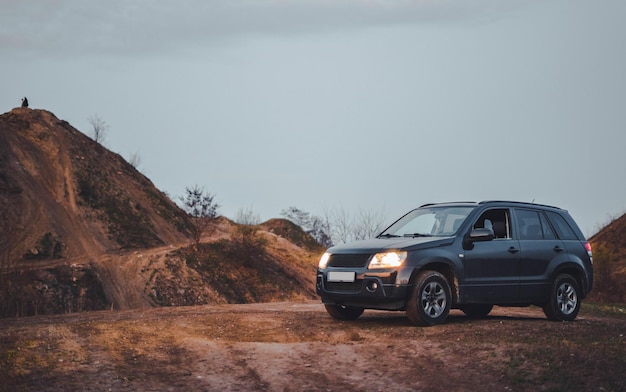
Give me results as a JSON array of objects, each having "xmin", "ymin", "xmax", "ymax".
[{"xmin": 0, "ymin": 108, "xmax": 321, "ymax": 317}]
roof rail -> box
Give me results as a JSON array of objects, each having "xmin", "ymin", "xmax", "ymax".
[
  {"xmin": 478, "ymin": 200, "xmax": 562, "ymax": 210},
  {"xmin": 419, "ymin": 201, "xmax": 477, "ymax": 208}
]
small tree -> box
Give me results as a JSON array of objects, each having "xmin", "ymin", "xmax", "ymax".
[
  {"xmin": 309, "ymin": 216, "xmax": 333, "ymax": 248},
  {"xmin": 281, "ymin": 206, "xmax": 311, "ymax": 228},
  {"xmin": 179, "ymin": 186, "xmax": 219, "ymax": 248},
  {"xmin": 281, "ymin": 206, "xmax": 333, "ymax": 247},
  {"xmin": 88, "ymin": 114, "xmax": 109, "ymax": 144},
  {"xmin": 589, "ymin": 244, "xmax": 625, "ymax": 303}
]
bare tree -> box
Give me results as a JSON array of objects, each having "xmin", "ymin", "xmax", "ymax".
[
  {"xmin": 321, "ymin": 205, "xmax": 388, "ymax": 245},
  {"xmin": 281, "ymin": 205, "xmax": 388, "ymax": 247},
  {"xmin": 325, "ymin": 206, "xmax": 352, "ymax": 244},
  {"xmin": 235, "ymin": 206, "xmax": 261, "ymax": 225},
  {"xmin": 179, "ymin": 186, "xmax": 220, "ymax": 248},
  {"xmin": 352, "ymin": 208, "xmax": 388, "ymax": 240},
  {"xmin": 309, "ymin": 215, "xmax": 333, "ymax": 248},
  {"xmin": 88, "ymin": 114, "xmax": 109, "ymax": 144},
  {"xmin": 128, "ymin": 151, "xmax": 142, "ymax": 169}
]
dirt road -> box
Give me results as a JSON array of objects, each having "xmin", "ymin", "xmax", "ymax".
[{"xmin": 1, "ymin": 301, "xmax": 624, "ymax": 391}]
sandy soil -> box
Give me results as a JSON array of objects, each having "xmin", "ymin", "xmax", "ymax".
[{"xmin": 1, "ymin": 301, "xmax": 624, "ymax": 392}]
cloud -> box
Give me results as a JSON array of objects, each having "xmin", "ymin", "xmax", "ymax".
[{"xmin": 0, "ymin": 0, "xmax": 539, "ymax": 58}]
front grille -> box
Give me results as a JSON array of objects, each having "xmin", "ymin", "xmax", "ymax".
[
  {"xmin": 328, "ymin": 254, "xmax": 371, "ymax": 268},
  {"xmin": 325, "ymin": 281, "xmax": 363, "ymax": 292}
]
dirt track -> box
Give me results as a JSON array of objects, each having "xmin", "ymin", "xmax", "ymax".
[{"xmin": 1, "ymin": 301, "xmax": 625, "ymax": 391}]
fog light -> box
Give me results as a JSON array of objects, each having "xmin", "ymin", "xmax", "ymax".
[{"xmin": 367, "ymin": 281, "xmax": 379, "ymax": 292}]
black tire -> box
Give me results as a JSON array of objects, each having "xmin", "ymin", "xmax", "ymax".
[
  {"xmin": 461, "ymin": 304, "xmax": 494, "ymax": 318},
  {"xmin": 406, "ymin": 270, "xmax": 452, "ymax": 326},
  {"xmin": 542, "ymin": 273, "xmax": 581, "ymax": 321},
  {"xmin": 324, "ymin": 304, "xmax": 364, "ymax": 321}
]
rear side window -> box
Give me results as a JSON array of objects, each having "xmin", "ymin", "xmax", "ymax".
[
  {"xmin": 539, "ymin": 213, "xmax": 556, "ymax": 240},
  {"xmin": 515, "ymin": 209, "xmax": 556, "ymax": 240},
  {"xmin": 516, "ymin": 209, "xmax": 543, "ymax": 240},
  {"xmin": 546, "ymin": 211, "xmax": 578, "ymax": 240}
]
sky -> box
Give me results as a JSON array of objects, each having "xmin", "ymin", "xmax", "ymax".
[{"xmin": 1, "ymin": 0, "xmax": 625, "ymax": 237}]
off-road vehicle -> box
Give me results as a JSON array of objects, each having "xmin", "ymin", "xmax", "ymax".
[{"xmin": 316, "ymin": 201, "xmax": 593, "ymax": 326}]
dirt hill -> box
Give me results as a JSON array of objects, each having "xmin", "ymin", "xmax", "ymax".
[
  {"xmin": 0, "ymin": 108, "xmax": 192, "ymax": 260},
  {"xmin": 589, "ymin": 213, "xmax": 626, "ymax": 260},
  {"xmin": 0, "ymin": 108, "xmax": 322, "ymax": 317},
  {"xmin": 589, "ymin": 212, "xmax": 626, "ymax": 302}
]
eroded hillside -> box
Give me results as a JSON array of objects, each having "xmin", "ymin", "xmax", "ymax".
[
  {"xmin": 0, "ymin": 108, "xmax": 322, "ymax": 318},
  {"xmin": 0, "ymin": 108, "xmax": 192, "ymax": 261},
  {"xmin": 589, "ymin": 212, "xmax": 626, "ymax": 302}
]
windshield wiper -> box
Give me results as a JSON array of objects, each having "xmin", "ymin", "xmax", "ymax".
[
  {"xmin": 403, "ymin": 233, "xmax": 432, "ymax": 238},
  {"xmin": 378, "ymin": 233, "xmax": 400, "ymax": 238}
]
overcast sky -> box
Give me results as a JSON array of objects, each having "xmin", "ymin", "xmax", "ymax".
[{"xmin": 2, "ymin": 0, "xmax": 625, "ymax": 237}]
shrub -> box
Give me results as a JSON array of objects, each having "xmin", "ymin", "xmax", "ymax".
[{"xmin": 589, "ymin": 245, "xmax": 625, "ymax": 303}]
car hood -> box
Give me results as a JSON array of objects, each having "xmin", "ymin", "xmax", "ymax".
[{"xmin": 327, "ymin": 236, "xmax": 455, "ymax": 254}]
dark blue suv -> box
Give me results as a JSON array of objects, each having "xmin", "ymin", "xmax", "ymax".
[{"xmin": 316, "ymin": 201, "xmax": 593, "ymax": 326}]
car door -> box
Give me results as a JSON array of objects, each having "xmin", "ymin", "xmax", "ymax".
[
  {"xmin": 514, "ymin": 208, "xmax": 566, "ymax": 301},
  {"xmin": 462, "ymin": 208, "xmax": 521, "ymax": 302}
]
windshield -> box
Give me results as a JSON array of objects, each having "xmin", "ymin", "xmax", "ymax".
[{"xmin": 379, "ymin": 206, "xmax": 474, "ymax": 237}]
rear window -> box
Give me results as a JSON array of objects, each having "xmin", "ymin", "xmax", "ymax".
[{"xmin": 546, "ymin": 211, "xmax": 578, "ymax": 240}]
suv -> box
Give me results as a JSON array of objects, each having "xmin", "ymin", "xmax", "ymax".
[{"xmin": 316, "ymin": 201, "xmax": 593, "ymax": 326}]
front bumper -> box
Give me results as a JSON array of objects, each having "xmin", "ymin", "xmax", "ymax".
[{"xmin": 316, "ymin": 270, "xmax": 410, "ymax": 310}]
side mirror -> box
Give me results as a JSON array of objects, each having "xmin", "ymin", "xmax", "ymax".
[
  {"xmin": 463, "ymin": 228, "xmax": 494, "ymax": 250},
  {"xmin": 470, "ymin": 228, "xmax": 495, "ymax": 242}
]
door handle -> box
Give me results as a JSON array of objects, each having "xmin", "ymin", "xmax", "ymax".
[
  {"xmin": 553, "ymin": 246, "xmax": 564, "ymax": 252},
  {"xmin": 508, "ymin": 247, "xmax": 519, "ymax": 254}
]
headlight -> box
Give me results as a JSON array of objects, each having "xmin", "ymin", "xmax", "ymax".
[
  {"xmin": 318, "ymin": 252, "xmax": 331, "ymax": 269},
  {"xmin": 368, "ymin": 251, "xmax": 407, "ymax": 269}
]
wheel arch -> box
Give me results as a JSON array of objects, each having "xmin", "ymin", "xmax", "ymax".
[
  {"xmin": 552, "ymin": 262, "xmax": 589, "ymax": 298},
  {"xmin": 409, "ymin": 259, "xmax": 459, "ymax": 305}
]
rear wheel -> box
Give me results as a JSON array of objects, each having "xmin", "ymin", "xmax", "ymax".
[
  {"xmin": 542, "ymin": 273, "xmax": 581, "ymax": 321},
  {"xmin": 461, "ymin": 304, "xmax": 494, "ymax": 318},
  {"xmin": 406, "ymin": 270, "xmax": 451, "ymax": 326},
  {"xmin": 324, "ymin": 304, "xmax": 364, "ymax": 321}
]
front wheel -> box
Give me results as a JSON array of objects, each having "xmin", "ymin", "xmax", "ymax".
[
  {"xmin": 542, "ymin": 273, "xmax": 581, "ymax": 321},
  {"xmin": 324, "ymin": 304, "xmax": 364, "ymax": 321},
  {"xmin": 406, "ymin": 270, "xmax": 451, "ymax": 326}
]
